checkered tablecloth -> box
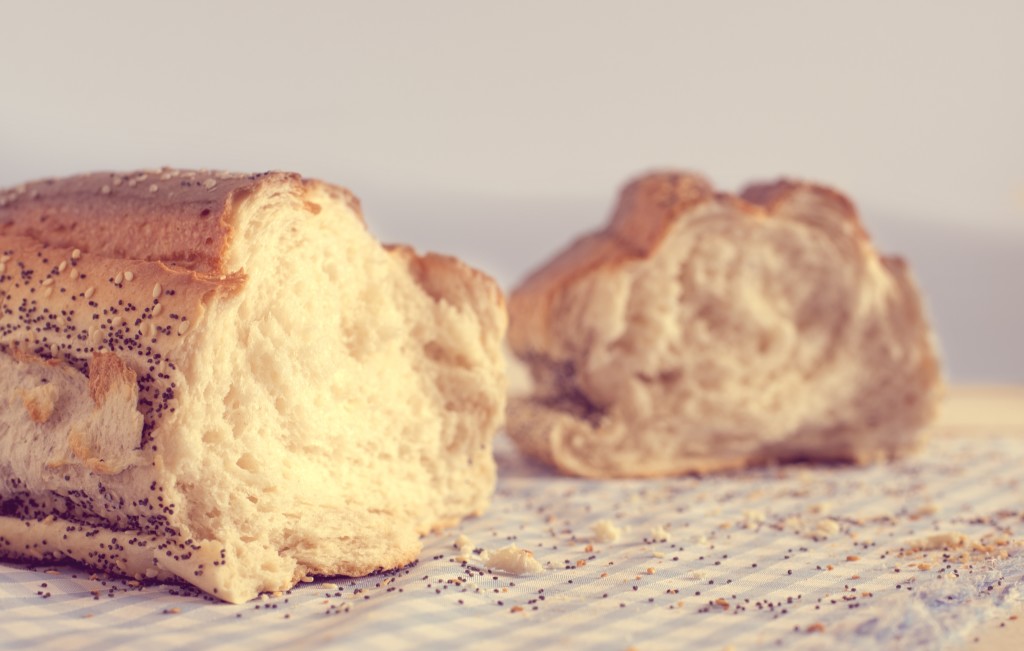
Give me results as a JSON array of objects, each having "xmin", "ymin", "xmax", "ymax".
[{"xmin": 2, "ymin": 425, "xmax": 1022, "ymax": 650}]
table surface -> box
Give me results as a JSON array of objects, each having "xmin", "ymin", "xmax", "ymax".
[{"xmin": 1, "ymin": 386, "xmax": 1021, "ymax": 650}]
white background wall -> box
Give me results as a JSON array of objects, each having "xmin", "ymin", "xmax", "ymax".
[{"xmin": 2, "ymin": 1, "xmax": 1021, "ymax": 381}]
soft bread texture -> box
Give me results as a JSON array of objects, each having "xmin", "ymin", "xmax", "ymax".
[
  {"xmin": 507, "ymin": 172, "xmax": 940, "ymax": 478},
  {"xmin": 0, "ymin": 169, "xmax": 506, "ymax": 602}
]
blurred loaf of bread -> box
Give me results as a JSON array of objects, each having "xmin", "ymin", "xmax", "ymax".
[{"xmin": 507, "ymin": 171, "xmax": 941, "ymax": 478}]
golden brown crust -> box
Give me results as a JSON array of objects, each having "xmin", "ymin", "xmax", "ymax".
[
  {"xmin": 740, "ymin": 178, "xmax": 868, "ymax": 240},
  {"xmin": 88, "ymin": 352, "xmax": 138, "ymax": 406},
  {"xmin": 607, "ymin": 171, "xmax": 717, "ymax": 252},
  {"xmin": 0, "ymin": 514, "xmax": 234, "ymax": 600},
  {"xmin": 19, "ymin": 384, "xmax": 57, "ymax": 423},
  {"xmin": 387, "ymin": 244, "xmax": 507, "ymax": 318},
  {"xmin": 0, "ymin": 169, "xmax": 266, "ymax": 274},
  {"xmin": 0, "ymin": 168, "xmax": 363, "ymax": 275}
]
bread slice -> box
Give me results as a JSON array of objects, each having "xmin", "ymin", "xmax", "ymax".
[
  {"xmin": 0, "ymin": 169, "xmax": 506, "ymax": 602},
  {"xmin": 507, "ymin": 171, "xmax": 941, "ymax": 478}
]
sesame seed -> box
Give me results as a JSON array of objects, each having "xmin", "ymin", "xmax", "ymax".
[
  {"xmin": 149, "ymin": 184, "xmax": 159, "ymax": 193},
  {"xmin": 112, "ymin": 316, "xmax": 124, "ymax": 328},
  {"xmin": 0, "ymin": 262, "xmax": 5, "ymax": 275},
  {"xmin": 0, "ymin": 254, "xmax": 10, "ymax": 263},
  {"xmin": 84, "ymin": 286, "xmax": 96, "ymax": 299},
  {"xmin": 50, "ymin": 344, "xmax": 59, "ymax": 357},
  {"xmin": 177, "ymin": 321, "xmax": 190, "ymax": 336},
  {"xmin": 70, "ymin": 268, "xmax": 80, "ymax": 279},
  {"xmin": 43, "ymin": 287, "xmax": 53, "ymax": 298},
  {"xmin": 204, "ymin": 179, "xmax": 217, "ymax": 190},
  {"xmin": 152, "ymin": 283, "xmax": 163, "ymax": 299},
  {"xmin": 124, "ymin": 271, "xmax": 135, "ymax": 282},
  {"xmin": 114, "ymin": 272, "xmax": 124, "ymax": 285},
  {"xmin": 100, "ymin": 185, "xmax": 111, "ymax": 195},
  {"xmin": 71, "ymin": 249, "xmax": 82, "ymax": 260},
  {"xmin": 42, "ymin": 278, "xmax": 54, "ymax": 287},
  {"xmin": 58, "ymin": 260, "xmax": 67, "ymax": 273},
  {"xmin": 152, "ymin": 303, "xmax": 163, "ymax": 317}
]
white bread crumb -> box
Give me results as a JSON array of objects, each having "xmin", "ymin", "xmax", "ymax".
[
  {"xmin": 741, "ymin": 510, "xmax": 766, "ymax": 529},
  {"xmin": 814, "ymin": 518, "xmax": 841, "ymax": 537},
  {"xmin": 907, "ymin": 532, "xmax": 967, "ymax": 551},
  {"xmin": 482, "ymin": 544, "xmax": 543, "ymax": 575},
  {"xmin": 454, "ymin": 534, "xmax": 474, "ymax": 562},
  {"xmin": 591, "ymin": 520, "xmax": 622, "ymax": 543}
]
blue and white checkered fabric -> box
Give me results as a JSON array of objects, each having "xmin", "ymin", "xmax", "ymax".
[{"xmin": 2, "ymin": 427, "xmax": 1022, "ymax": 650}]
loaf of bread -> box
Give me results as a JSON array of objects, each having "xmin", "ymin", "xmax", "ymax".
[
  {"xmin": 0, "ymin": 169, "xmax": 506, "ymax": 602},
  {"xmin": 507, "ymin": 172, "xmax": 941, "ymax": 478}
]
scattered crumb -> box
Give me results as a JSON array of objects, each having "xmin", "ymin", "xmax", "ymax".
[
  {"xmin": 714, "ymin": 597, "xmax": 729, "ymax": 610},
  {"xmin": 846, "ymin": 555, "xmax": 860, "ymax": 562},
  {"xmin": 909, "ymin": 503, "xmax": 939, "ymax": 519},
  {"xmin": 741, "ymin": 510, "xmax": 765, "ymax": 529},
  {"xmin": 454, "ymin": 533, "xmax": 475, "ymax": 562},
  {"xmin": 483, "ymin": 544, "xmax": 544, "ymax": 575},
  {"xmin": 806, "ymin": 622, "xmax": 826, "ymax": 633},
  {"xmin": 650, "ymin": 525, "xmax": 671, "ymax": 542},
  {"xmin": 906, "ymin": 532, "xmax": 967, "ymax": 551},
  {"xmin": 592, "ymin": 520, "xmax": 622, "ymax": 543},
  {"xmin": 814, "ymin": 518, "xmax": 841, "ymax": 537}
]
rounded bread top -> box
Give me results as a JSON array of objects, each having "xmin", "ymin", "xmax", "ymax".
[{"xmin": 0, "ymin": 168, "xmax": 361, "ymax": 275}]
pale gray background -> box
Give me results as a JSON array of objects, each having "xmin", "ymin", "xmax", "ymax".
[{"xmin": 2, "ymin": 1, "xmax": 1021, "ymax": 381}]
